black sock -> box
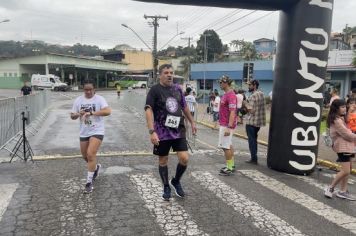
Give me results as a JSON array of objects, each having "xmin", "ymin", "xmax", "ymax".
[
  {"xmin": 174, "ymin": 163, "xmax": 187, "ymax": 182},
  {"xmin": 159, "ymin": 165, "xmax": 169, "ymax": 186}
]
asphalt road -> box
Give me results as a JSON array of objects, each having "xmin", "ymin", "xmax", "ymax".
[{"xmin": 0, "ymin": 89, "xmax": 356, "ymax": 235}]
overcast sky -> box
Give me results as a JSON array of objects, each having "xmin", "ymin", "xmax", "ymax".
[{"xmin": 0, "ymin": 0, "xmax": 355, "ymax": 51}]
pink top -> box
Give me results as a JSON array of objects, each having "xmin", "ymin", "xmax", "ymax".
[
  {"xmin": 330, "ymin": 117, "xmax": 356, "ymax": 153},
  {"xmin": 219, "ymin": 90, "xmax": 237, "ymax": 128}
]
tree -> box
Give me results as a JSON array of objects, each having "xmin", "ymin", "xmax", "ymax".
[
  {"xmin": 196, "ymin": 30, "xmax": 223, "ymax": 62},
  {"xmin": 230, "ymin": 39, "xmax": 258, "ymax": 61}
]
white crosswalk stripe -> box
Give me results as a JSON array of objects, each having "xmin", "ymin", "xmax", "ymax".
[
  {"xmin": 240, "ymin": 170, "xmax": 356, "ymax": 234},
  {"xmin": 0, "ymin": 183, "xmax": 18, "ymax": 222},
  {"xmin": 191, "ymin": 171, "xmax": 306, "ymax": 236},
  {"xmin": 130, "ymin": 173, "xmax": 208, "ymax": 236}
]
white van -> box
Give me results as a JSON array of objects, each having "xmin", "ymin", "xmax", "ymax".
[{"xmin": 31, "ymin": 74, "xmax": 68, "ymax": 91}]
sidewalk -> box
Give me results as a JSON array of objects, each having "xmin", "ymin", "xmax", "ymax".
[{"xmin": 196, "ymin": 104, "xmax": 355, "ymax": 174}]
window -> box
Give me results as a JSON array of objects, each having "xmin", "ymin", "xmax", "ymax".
[
  {"xmin": 14, "ymin": 73, "xmax": 17, "ymax": 77},
  {"xmin": 199, "ymin": 80, "xmax": 213, "ymax": 90},
  {"xmin": 4, "ymin": 73, "xmax": 7, "ymax": 77},
  {"xmin": 9, "ymin": 73, "xmax": 12, "ymax": 77}
]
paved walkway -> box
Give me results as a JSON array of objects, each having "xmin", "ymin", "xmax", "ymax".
[{"xmin": 196, "ymin": 104, "xmax": 354, "ymax": 172}]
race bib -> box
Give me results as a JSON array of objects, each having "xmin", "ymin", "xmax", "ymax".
[{"xmin": 165, "ymin": 115, "xmax": 180, "ymax": 128}]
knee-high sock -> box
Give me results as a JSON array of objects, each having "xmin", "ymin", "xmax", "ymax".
[
  {"xmin": 159, "ymin": 165, "xmax": 169, "ymax": 186},
  {"xmin": 174, "ymin": 163, "xmax": 187, "ymax": 182}
]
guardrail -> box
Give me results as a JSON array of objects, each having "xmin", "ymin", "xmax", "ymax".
[{"xmin": 0, "ymin": 90, "xmax": 50, "ymax": 148}]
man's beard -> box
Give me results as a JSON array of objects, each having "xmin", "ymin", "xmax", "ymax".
[{"xmin": 248, "ymin": 88, "xmax": 254, "ymax": 92}]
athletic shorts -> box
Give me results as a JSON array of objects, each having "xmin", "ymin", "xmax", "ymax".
[
  {"xmin": 336, "ymin": 153, "xmax": 354, "ymax": 162},
  {"xmin": 218, "ymin": 126, "xmax": 233, "ymax": 149},
  {"xmin": 153, "ymin": 138, "xmax": 188, "ymax": 156},
  {"xmin": 80, "ymin": 135, "xmax": 104, "ymax": 142}
]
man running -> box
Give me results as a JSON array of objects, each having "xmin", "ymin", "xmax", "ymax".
[
  {"xmin": 70, "ymin": 79, "xmax": 111, "ymax": 193},
  {"xmin": 145, "ymin": 64, "xmax": 197, "ymax": 201}
]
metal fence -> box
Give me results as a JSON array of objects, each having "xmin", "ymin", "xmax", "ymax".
[{"xmin": 0, "ymin": 90, "xmax": 50, "ymax": 148}]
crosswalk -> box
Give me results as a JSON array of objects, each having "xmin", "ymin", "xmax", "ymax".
[
  {"xmin": 127, "ymin": 169, "xmax": 356, "ymax": 236},
  {"xmin": 2, "ymin": 168, "xmax": 356, "ymax": 235}
]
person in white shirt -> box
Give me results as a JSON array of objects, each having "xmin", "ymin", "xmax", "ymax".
[
  {"xmin": 212, "ymin": 91, "xmax": 220, "ymax": 129},
  {"xmin": 70, "ymin": 79, "xmax": 111, "ymax": 194},
  {"xmin": 185, "ymin": 87, "xmax": 197, "ymax": 117},
  {"xmin": 236, "ymin": 89, "xmax": 245, "ymax": 124}
]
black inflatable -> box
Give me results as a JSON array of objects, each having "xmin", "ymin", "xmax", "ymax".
[{"xmin": 136, "ymin": 0, "xmax": 333, "ymax": 175}]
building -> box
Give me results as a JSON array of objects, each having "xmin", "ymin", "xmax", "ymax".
[
  {"xmin": 0, "ymin": 53, "xmax": 128, "ymax": 89},
  {"xmin": 253, "ymin": 38, "xmax": 276, "ymax": 59}
]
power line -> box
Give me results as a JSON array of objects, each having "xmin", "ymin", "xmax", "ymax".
[
  {"xmin": 215, "ymin": 10, "xmax": 258, "ymax": 32},
  {"xmin": 221, "ymin": 11, "xmax": 276, "ymax": 37}
]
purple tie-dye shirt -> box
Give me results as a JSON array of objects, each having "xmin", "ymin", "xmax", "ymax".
[{"xmin": 145, "ymin": 83, "xmax": 187, "ymax": 140}]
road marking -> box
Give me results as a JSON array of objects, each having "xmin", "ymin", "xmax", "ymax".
[
  {"xmin": 130, "ymin": 173, "xmax": 208, "ymax": 236},
  {"xmin": 0, "ymin": 183, "xmax": 18, "ymax": 221},
  {"xmin": 191, "ymin": 171, "xmax": 306, "ymax": 236},
  {"xmin": 59, "ymin": 178, "xmax": 98, "ymax": 236},
  {"xmin": 240, "ymin": 170, "xmax": 356, "ymax": 234},
  {"xmin": 195, "ymin": 138, "xmax": 218, "ymax": 150}
]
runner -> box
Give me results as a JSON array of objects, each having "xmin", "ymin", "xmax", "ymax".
[
  {"xmin": 145, "ymin": 64, "xmax": 197, "ymax": 201},
  {"xmin": 70, "ymin": 79, "xmax": 111, "ymax": 193}
]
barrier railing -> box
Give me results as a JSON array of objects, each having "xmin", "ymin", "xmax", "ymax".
[{"xmin": 0, "ymin": 90, "xmax": 50, "ymax": 148}]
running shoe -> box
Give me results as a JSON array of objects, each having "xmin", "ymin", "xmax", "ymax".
[
  {"xmin": 162, "ymin": 185, "xmax": 171, "ymax": 201},
  {"xmin": 336, "ymin": 191, "xmax": 356, "ymax": 201},
  {"xmin": 93, "ymin": 164, "xmax": 101, "ymax": 181},
  {"xmin": 84, "ymin": 182, "xmax": 93, "ymax": 194},
  {"xmin": 324, "ymin": 186, "xmax": 334, "ymax": 198},
  {"xmin": 219, "ymin": 167, "xmax": 233, "ymax": 176},
  {"xmin": 170, "ymin": 178, "xmax": 185, "ymax": 198}
]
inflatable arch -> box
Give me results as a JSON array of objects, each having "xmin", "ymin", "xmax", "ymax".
[{"xmin": 136, "ymin": 0, "xmax": 334, "ymax": 175}]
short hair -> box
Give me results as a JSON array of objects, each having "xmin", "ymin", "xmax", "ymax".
[
  {"xmin": 186, "ymin": 87, "xmax": 192, "ymax": 94},
  {"xmin": 83, "ymin": 79, "xmax": 96, "ymax": 88},
  {"xmin": 159, "ymin": 64, "xmax": 173, "ymax": 74}
]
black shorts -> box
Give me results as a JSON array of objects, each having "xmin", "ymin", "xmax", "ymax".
[
  {"xmin": 80, "ymin": 135, "xmax": 104, "ymax": 142},
  {"xmin": 336, "ymin": 153, "xmax": 355, "ymax": 162},
  {"xmin": 153, "ymin": 138, "xmax": 188, "ymax": 156}
]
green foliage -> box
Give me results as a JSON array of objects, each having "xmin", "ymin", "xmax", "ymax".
[
  {"xmin": 0, "ymin": 40, "xmax": 104, "ymax": 58},
  {"xmin": 196, "ymin": 30, "xmax": 223, "ymax": 62},
  {"xmin": 230, "ymin": 39, "xmax": 258, "ymax": 61}
]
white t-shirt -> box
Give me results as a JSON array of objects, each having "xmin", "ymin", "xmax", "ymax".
[
  {"xmin": 71, "ymin": 94, "xmax": 109, "ymax": 137},
  {"xmin": 236, "ymin": 94, "xmax": 243, "ymax": 109},
  {"xmin": 185, "ymin": 94, "xmax": 196, "ymax": 112},
  {"xmin": 213, "ymin": 96, "xmax": 220, "ymax": 112}
]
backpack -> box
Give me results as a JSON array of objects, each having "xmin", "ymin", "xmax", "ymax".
[{"xmin": 322, "ymin": 128, "xmax": 333, "ymax": 147}]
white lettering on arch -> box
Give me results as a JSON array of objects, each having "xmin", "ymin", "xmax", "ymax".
[
  {"xmin": 296, "ymin": 48, "xmax": 326, "ymax": 99},
  {"xmin": 293, "ymin": 101, "xmax": 320, "ymax": 123},
  {"xmin": 309, "ymin": 0, "xmax": 333, "ymax": 10},
  {"xmin": 301, "ymin": 28, "xmax": 328, "ymax": 51},
  {"xmin": 292, "ymin": 126, "xmax": 318, "ymax": 146},
  {"xmin": 290, "ymin": 150, "xmax": 316, "ymax": 171}
]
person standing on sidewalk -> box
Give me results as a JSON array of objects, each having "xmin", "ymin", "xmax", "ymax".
[
  {"xmin": 185, "ymin": 87, "xmax": 197, "ymax": 117},
  {"xmin": 218, "ymin": 75, "xmax": 238, "ymax": 176},
  {"xmin": 212, "ymin": 91, "xmax": 220, "ymax": 129},
  {"xmin": 245, "ymin": 80, "xmax": 266, "ymax": 164},
  {"xmin": 324, "ymin": 99, "xmax": 356, "ymax": 200},
  {"xmin": 70, "ymin": 79, "xmax": 111, "ymax": 194},
  {"xmin": 145, "ymin": 64, "xmax": 197, "ymax": 201}
]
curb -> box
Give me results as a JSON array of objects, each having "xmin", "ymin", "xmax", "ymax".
[{"xmin": 197, "ymin": 120, "xmax": 354, "ymax": 174}]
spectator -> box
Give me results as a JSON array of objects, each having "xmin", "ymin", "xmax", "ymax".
[{"xmin": 21, "ymin": 82, "xmax": 32, "ymax": 96}]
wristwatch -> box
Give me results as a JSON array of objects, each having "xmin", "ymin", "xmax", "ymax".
[{"xmin": 148, "ymin": 129, "xmax": 155, "ymax": 134}]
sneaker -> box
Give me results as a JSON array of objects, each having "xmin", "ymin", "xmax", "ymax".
[
  {"xmin": 324, "ymin": 186, "xmax": 334, "ymax": 198},
  {"xmin": 221, "ymin": 166, "xmax": 236, "ymax": 173},
  {"xmin": 84, "ymin": 182, "xmax": 93, "ymax": 194},
  {"xmin": 162, "ymin": 185, "xmax": 171, "ymax": 201},
  {"xmin": 93, "ymin": 164, "xmax": 101, "ymax": 181},
  {"xmin": 170, "ymin": 178, "xmax": 185, "ymax": 198},
  {"xmin": 219, "ymin": 167, "xmax": 233, "ymax": 176},
  {"xmin": 336, "ymin": 191, "xmax": 356, "ymax": 201},
  {"xmin": 245, "ymin": 159, "xmax": 258, "ymax": 165}
]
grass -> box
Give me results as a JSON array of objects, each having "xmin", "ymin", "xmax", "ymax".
[{"xmin": 320, "ymin": 120, "xmax": 327, "ymax": 134}]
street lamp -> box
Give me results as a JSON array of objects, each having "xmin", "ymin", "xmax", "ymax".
[
  {"xmin": 0, "ymin": 19, "xmax": 10, "ymax": 24},
  {"xmin": 159, "ymin": 31, "xmax": 185, "ymax": 51},
  {"xmin": 121, "ymin": 24, "xmax": 152, "ymax": 51}
]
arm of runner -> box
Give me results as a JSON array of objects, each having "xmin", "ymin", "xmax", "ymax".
[
  {"xmin": 92, "ymin": 106, "xmax": 111, "ymax": 116},
  {"xmin": 183, "ymin": 106, "xmax": 197, "ymax": 135},
  {"xmin": 145, "ymin": 107, "xmax": 160, "ymax": 145}
]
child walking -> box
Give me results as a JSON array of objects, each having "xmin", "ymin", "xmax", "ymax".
[{"xmin": 324, "ymin": 99, "xmax": 356, "ymax": 200}]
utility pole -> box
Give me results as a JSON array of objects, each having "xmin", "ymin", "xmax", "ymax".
[
  {"xmin": 144, "ymin": 14, "xmax": 168, "ymax": 84},
  {"xmin": 181, "ymin": 36, "xmax": 193, "ymax": 82},
  {"xmin": 203, "ymin": 34, "xmax": 211, "ymax": 103}
]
